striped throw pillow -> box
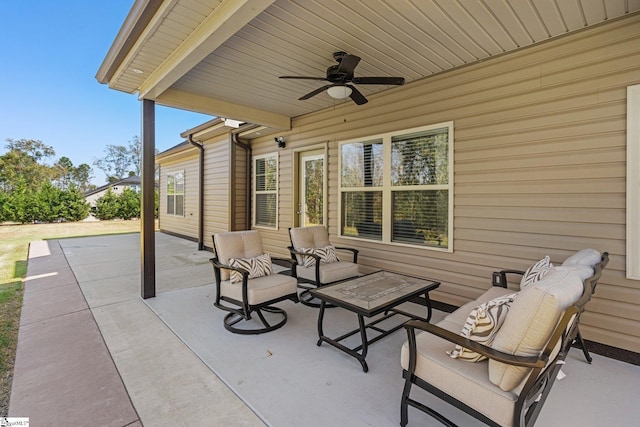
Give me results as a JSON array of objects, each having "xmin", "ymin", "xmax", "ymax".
[
  {"xmin": 299, "ymin": 245, "xmax": 340, "ymax": 267},
  {"xmin": 448, "ymin": 293, "xmax": 517, "ymax": 362},
  {"xmin": 228, "ymin": 253, "xmax": 272, "ymax": 283},
  {"xmin": 520, "ymin": 256, "xmax": 553, "ymax": 288}
]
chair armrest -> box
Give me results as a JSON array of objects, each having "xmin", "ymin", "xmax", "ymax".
[
  {"xmin": 209, "ymin": 258, "xmax": 249, "ymax": 276},
  {"xmin": 335, "ymin": 246, "xmax": 359, "ymax": 263},
  {"xmin": 288, "ymin": 248, "xmax": 322, "ymax": 265},
  {"xmin": 271, "ymin": 256, "xmax": 296, "ymax": 268},
  {"xmin": 403, "ymin": 320, "xmax": 546, "ymax": 368},
  {"xmin": 492, "ymin": 269, "xmax": 525, "ymax": 288},
  {"xmin": 271, "ymin": 256, "xmax": 298, "ymax": 277}
]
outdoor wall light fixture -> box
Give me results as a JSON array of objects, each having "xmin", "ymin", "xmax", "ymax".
[
  {"xmin": 327, "ymin": 85, "xmax": 352, "ymax": 99},
  {"xmin": 275, "ymin": 136, "xmax": 286, "ymax": 148}
]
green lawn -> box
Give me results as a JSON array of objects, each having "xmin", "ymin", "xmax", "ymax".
[{"xmin": 0, "ymin": 220, "xmax": 144, "ymax": 416}]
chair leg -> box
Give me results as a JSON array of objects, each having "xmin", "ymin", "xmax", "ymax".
[
  {"xmin": 575, "ymin": 328, "xmax": 592, "ymax": 364},
  {"xmin": 400, "ymin": 376, "xmax": 412, "ymax": 426},
  {"xmin": 222, "ymin": 306, "xmax": 288, "ymax": 335}
]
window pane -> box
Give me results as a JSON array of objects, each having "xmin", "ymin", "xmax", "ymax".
[
  {"xmin": 175, "ymin": 195, "xmax": 184, "ymax": 216},
  {"xmin": 304, "ymin": 159, "xmax": 323, "ymax": 226},
  {"xmin": 255, "ymin": 158, "xmax": 266, "ymax": 191},
  {"xmin": 167, "ymin": 195, "xmax": 174, "ymax": 215},
  {"xmin": 392, "ymin": 190, "xmax": 448, "ymax": 248},
  {"xmin": 255, "ymin": 194, "xmax": 276, "ymax": 227},
  {"xmin": 167, "ymin": 174, "xmax": 175, "ymax": 195},
  {"xmin": 341, "ymin": 191, "xmax": 383, "ymax": 240},
  {"xmin": 391, "ymin": 128, "xmax": 449, "ymax": 186},
  {"xmin": 341, "ymin": 139, "xmax": 383, "ymax": 187},
  {"xmin": 256, "ymin": 156, "xmax": 277, "ymax": 191},
  {"xmin": 175, "ymin": 172, "xmax": 184, "ymax": 193}
]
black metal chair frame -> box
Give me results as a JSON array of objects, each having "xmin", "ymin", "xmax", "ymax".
[
  {"xmin": 287, "ymin": 228, "xmax": 359, "ymax": 307},
  {"xmin": 400, "ymin": 253, "xmax": 609, "ymax": 427},
  {"xmin": 209, "ymin": 253, "xmax": 299, "ymax": 335}
]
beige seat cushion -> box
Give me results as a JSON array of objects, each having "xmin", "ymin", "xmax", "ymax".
[
  {"xmin": 214, "ymin": 230, "xmax": 265, "ymax": 281},
  {"xmin": 489, "ymin": 269, "xmax": 583, "ymax": 391},
  {"xmin": 296, "ymin": 261, "xmax": 359, "ymax": 284},
  {"xmin": 401, "ymin": 320, "xmax": 525, "ymax": 427},
  {"xmin": 220, "ymin": 273, "xmax": 298, "ymax": 305}
]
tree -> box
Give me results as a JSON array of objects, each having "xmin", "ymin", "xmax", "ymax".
[
  {"xmin": 0, "ymin": 139, "xmax": 55, "ymax": 192},
  {"xmin": 92, "ymin": 136, "xmax": 159, "ymax": 184},
  {"xmin": 52, "ymin": 156, "xmax": 74, "ymax": 190},
  {"xmin": 129, "ymin": 135, "xmax": 141, "ymax": 176},
  {"xmin": 93, "ymin": 144, "xmax": 134, "ymax": 183},
  {"xmin": 36, "ymin": 181, "xmax": 64, "ymax": 222},
  {"xmin": 5, "ymin": 138, "xmax": 55, "ymax": 162},
  {"xmin": 52, "ymin": 156, "xmax": 94, "ymax": 192},
  {"xmin": 4, "ymin": 177, "xmax": 39, "ymax": 223},
  {"xmin": 72, "ymin": 163, "xmax": 94, "ymax": 193}
]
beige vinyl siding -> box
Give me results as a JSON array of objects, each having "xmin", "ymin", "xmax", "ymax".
[
  {"xmin": 159, "ymin": 154, "xmax": 199, "ymax": 239},
  {"xmin": 248, "ymin": 15, "xmax": 640, "ymax": 353},
  {"xmin": 157, "ymin": 134, "xmax": 233, "ymax": 246},
  {"xmin": 231, "ymin": 142, "xmax": 248, "ymax": 231},
  {"xmin": 202, "ymin": 136, "xmax": 232, "ymax": 244}
]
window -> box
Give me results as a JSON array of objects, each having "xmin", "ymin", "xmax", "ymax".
[
  {"xmin": 253, "ymin": 153, "xmax": 278, "ymax": 229},
  {"xmin": 166, "ymin": 171, "xmax": 184, "ymax": 216},
  {"xmin": 339, "ymin": 122, "xmax": 453, "ymax": 251}
]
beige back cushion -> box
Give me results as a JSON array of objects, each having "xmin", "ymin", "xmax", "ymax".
[
  {"xmin": 289, "ymin": 226, "xmax": 331, "ymax": 264},
  {"xmin": 562, "ymin": 248, "xmax": 601, "ymax": 269},
  {"xmin": 214, "ymin": 230, "xmax": 264, "ymax": 281},
  {"xmin": 488, "ymin": 268, "xmax": 584, "ymax": 391}
]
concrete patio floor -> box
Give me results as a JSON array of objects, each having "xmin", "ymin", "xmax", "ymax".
[{"xmin": 8, "ymin": 232, "xmax": 640, "ymax": 426}]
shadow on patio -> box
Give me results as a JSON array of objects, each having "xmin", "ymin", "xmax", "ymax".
[{"xmin": 10, "ymin": 232, "xmax": 640, "ymax": 426}]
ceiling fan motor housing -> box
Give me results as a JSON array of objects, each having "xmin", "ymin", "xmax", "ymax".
[{"xmin": 326, "ymin": 64, "xmax": 350, "ymax": 82}]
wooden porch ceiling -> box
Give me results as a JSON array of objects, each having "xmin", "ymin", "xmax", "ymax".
[{"xmin": 97, "ymin": 0, "xmax": 640, "ymax": 135}]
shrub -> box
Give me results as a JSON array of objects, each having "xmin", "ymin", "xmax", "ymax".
[
  {"xmin": 60, "ymin": 185, "xmax": 90, "ymax": 222},
  {"xmin": 117, "ymin": 188, "xmax": 140, "ymax": 220},
  {"xmin": 93, "ymin": 188, "xmax": 120, "ymax": 220}
]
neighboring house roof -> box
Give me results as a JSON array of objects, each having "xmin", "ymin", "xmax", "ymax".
[{"xmin": 84, "ymin": 176, "xmax": 141, "ymax": 197}]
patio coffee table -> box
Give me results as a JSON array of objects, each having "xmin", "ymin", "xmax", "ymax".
[{"xmin": 310, "ymin": 270, "xmax": 440, "ymax": 372}]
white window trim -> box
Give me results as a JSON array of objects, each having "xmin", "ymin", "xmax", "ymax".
[
  {"xmin": 253, "ymin": 152, "xmax": 279, "ymax": 230},
  {"xmin": 166, "ymin": 170, "xmax": 184, "ymax": 217},
  {"xmin": 627, "ymin": 85, "xmax": 640, "ymax": 280},
  {"xmin": 338, "ymin": 122, "xmax": 454, "ymax": 253}
]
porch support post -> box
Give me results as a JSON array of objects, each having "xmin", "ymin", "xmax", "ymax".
[{"xmin": 141, "ymin": 98, "xmax": 156, "ymax": 299}]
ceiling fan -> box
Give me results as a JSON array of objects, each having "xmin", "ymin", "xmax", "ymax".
[{"xmin": 279, "ymin": 51, "xmax": 405, "ymax": 105}]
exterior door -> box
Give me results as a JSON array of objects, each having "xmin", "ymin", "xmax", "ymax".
[{"xmin": 298, "ymin": 150, "xmax": 325, "ymax": 227}]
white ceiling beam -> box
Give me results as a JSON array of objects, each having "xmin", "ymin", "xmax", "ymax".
[
  {"xmin": 157, "ymin": 88, "xmax": 291, "ymax": 131},
  {"xmin": 138, "ymin": 0, "xmax": 275, "ymax": 99}
]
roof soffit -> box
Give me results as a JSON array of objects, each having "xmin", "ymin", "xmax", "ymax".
[
  {"xmin": 100, "ymin": 0, "xmax": 640, "ymax": 123},
  {"xmin": 138, "ymin": 0, "xmax": 276, "ymax": 99}
]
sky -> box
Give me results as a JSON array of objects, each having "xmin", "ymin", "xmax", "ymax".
[{"xmin": 0, "ymin": 1, "xmax": 212, "ymax": 186}]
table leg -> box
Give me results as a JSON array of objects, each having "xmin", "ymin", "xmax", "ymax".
[
  {"xmin": 424, "ymin": 291, "xmax": 433, "ymax": 322},
  {"xmin": 357, "ymin": 314, "xmax": 369, "ymax": 372},
  {"xmin": 316, "ymin": 300, "xmax": 326, "ymax": 346}
]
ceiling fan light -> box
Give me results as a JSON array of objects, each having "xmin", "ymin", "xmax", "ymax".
[{"xmin": 327, "ymin": 85, "xmax": 352, "ymax": 99}]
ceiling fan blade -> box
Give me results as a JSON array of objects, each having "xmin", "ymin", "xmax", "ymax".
[
  {"xmin": 299, "ymin": 84, "xmax": 334, "ymax": 100},
  {"xmin": 336, "ymin": 54, "xmax": 361, "ymax": 75},
  {"xmin": 280, "ymin": 76, "xmax": 328, "ymax": 81},
  {"xmin": 347, "ymin": 85, "xmax": 368, "ymax": 105},
  {"xmin": 351, "ymin": 76, "xmax": 405, "ymax": 85}
]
